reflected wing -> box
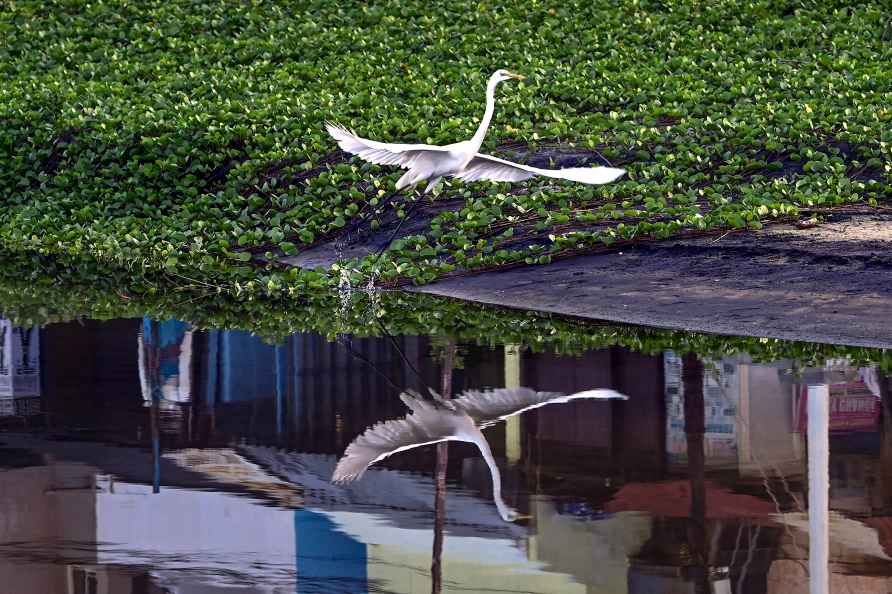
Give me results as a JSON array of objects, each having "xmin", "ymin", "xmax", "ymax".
[
  {"xmin": 326, "ymin": 122, "xmax": 449, "ymax": 169},
  {"xmin": 455, "ymin": 153, "xmax": 626, "ymax": 185},
  {"xmin": 453, "ymin": 387, "xmax": 628, "ymax": 429},
  {"xmin": 332, "ymin": 406, "xmax": 457, "ymax": 483}
]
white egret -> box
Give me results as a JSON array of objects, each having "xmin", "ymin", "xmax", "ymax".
[
  {"xmin": 326, "ymin": 69, "xmax": 626, "ymax": 193},
  {"xmin": 331, "ymin": 386, "xmax": 629, "ymax": 521}
]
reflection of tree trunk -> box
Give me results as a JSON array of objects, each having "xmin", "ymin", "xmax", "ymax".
[
  {"xmin": 431, "ymin": 340, "xmax": 455, "ymax": 594},
  {"xmin": 682, "ymin": 353, "xmax": 709, "ymax": 594}
]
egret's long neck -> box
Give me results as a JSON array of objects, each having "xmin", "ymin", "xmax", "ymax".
[
  {"xmin": 473, "ymin": 429, "xmax": 514, "ymax": 521},
  {"xmin": 470, "ymin": 77, "xmax": 500, "ymax": 152}
]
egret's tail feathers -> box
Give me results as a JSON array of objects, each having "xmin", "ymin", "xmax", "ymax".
[{"xmin": 463, "ymin": 153, "xmax": 626, "ymax": 186}]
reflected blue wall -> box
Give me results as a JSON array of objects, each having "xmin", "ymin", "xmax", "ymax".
[
  {"xmin": 295, "ymin": 509, "xmax": 367, "ymax": 593},
  {"xmin": 205, "ymin": 330, "xmax": 277, "ymax": 403},
  {"xmin": 197, "ymin": 329, "xmax": 427, "ymax": 451}
]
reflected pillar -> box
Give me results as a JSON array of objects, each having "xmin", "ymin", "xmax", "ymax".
[
  {"xmin": 504, "ymin": 344, "xmax": 522, "ymax": 465},
  {"xmin": 807, "ymin": 384, "xmax": 829, "ymax": 594}
]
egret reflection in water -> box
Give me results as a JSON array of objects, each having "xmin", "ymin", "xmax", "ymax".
[{"xmin": 332, "ymin": 386, "xmax": 628, "ymax": 521}]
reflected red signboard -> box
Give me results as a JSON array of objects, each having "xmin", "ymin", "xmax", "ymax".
[{"xmin": 796, "ymin": 382, "xmax": 880, "ymax": 433}]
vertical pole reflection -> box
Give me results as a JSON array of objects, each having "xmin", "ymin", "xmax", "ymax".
[
  {"xmin": 504, "ymin": 344, "xmax": 522, "ymax": 465},
  {"xmin": 150, "ymin": 320, "xmax": 161, "ymax": 494},
  {"xmin": 431, "ymin": 340, "xmax": 456, "ymax": 594},
  {"xmin": 275, "ymin": 342, "xmax": 287, "ymax": 440},
  {"xmin": 151, "ymin": 399, "xmax": 160, "ymax": 493},
  {"xmin": 807, "ymin": 384, "xmax": 829, "ymax": 594}
]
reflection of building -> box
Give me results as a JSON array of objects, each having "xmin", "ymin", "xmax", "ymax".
[
  {"xmin": 517, "ymin": 346, "xmax": 666, "ymax": 483},
  {"xmin": 493, "ymin": 350, "xmax": 892, "ymax": 593},
  {"xmin": 0, "ymin": 446, "xmax": 297, "ymax": 593},
  {"xmin": 0, "ymin": 438, "xmax": 586, "ymax": 594},
  {"xmin": 736, "ymin": 360, "xmax": 803, "ymax": 479},
  {"xmin": 41, "ymin": 319, "xmax": 143, "ymax": 442},
  {"xmin": 531, "ymin": 502, "xmax": 652, "ymax": 594},
  {"xmin": 0, "ymin": 458, "xmax": 96, "ymax": 593},
  {"xmin": 195, "ymin": 331, "xmax": 434, "ymax": 454},
  {"xmin": 66, "ymin": 565, "xmax": 164, "ymax": 594},
  {"xmin": 0, "ymin": 318, "xmax": 41, "ymax": 417},
  {"xmin": 39, "ymin": 319, "xmax": 436, "ymax": 454},
  {"xmin": 665, "ymin": 352, "xmax": 740, "ymax": 468},
  {"xmin": 10, "ymin": 315, "xmax": 892, "ymax": 593}
]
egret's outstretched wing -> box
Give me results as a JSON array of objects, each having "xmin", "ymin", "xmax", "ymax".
[
  {"xmin": 326, "ymin": 122, "xmax": 449, "ymax": 169},
  {"xmin": 332, "ymin": 406, "xmax": 458, "ymax": 483},
  {"xmin": 455, "ymin": 153, "xmax": 626, "ymax": 185},
  {"xmin": 453, "ymin": 387, "xmax": 628, "ymax": 429}
]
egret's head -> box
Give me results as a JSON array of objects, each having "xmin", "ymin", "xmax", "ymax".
[
  {"xmin": 492, "ymin": 69, "xmax": 526, "ymax": 83},
  {"xmin": 501, "ymin": 508, "xmax": 533, "ymax": 522},
  {"xmin": 495, "ymin": 500, "xmax": 532, "ymax": 522}
]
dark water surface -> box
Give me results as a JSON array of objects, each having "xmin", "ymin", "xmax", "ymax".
[{"xmin": 1, "ymin": 315, "xmax": 891, "ymax": 594}]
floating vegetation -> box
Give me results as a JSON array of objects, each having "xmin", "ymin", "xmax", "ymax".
[{"xmin": 1, "ymin": 1, "xmax": 890, "ymax": 292}]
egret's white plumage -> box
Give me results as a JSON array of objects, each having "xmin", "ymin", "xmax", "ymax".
[
  {"xmin": 326, "ymin": 69, "xmax": 626, "ymax": 193},
  {"xmin": 331, "ymin": 386, "xmax": 628, "ymax": 521}
]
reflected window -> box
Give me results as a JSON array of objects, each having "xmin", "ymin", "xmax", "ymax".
[{"xmin": 71, "ymin": 568, "xmax": 98, "ymax": 594}]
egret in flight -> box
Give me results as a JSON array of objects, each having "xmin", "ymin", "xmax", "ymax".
[
  {"xmin": 332, "ymin": 386, "xmax": 628, "ymax": 521},
  {"xmin": 326, "ymin": 70, "xmax": 626, "ymax": 194}
]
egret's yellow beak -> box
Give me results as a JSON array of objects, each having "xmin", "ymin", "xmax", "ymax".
[
  {"xmin": 513, "ymin": 513, "xmax": 533, "ymax": 521},
  {"xmin": 505, "ymin": 71, "xmax": 526, "ymax": 80}
]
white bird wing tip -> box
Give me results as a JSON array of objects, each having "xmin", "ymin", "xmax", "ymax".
[
  {"xmin": 331, "ymin": 468, "xmax": 362, "ymax": 483},
  {"xmin": 574, "ymin": 388, "xmax": 629, "ymax": 400},
  {"xmin": 546, "ymin": 165, "xmax": 627, "ymax": 185},
  {"xmin": 574, "ymin": 166, "xmax": 626, "ymax": 184},
  {"xmin": 607, "ymin": 167, "xmax": 627, "ymax": 181},
  {"xmin": 324, "ymin": 121, "xmax": 354, "ymax": 140}
]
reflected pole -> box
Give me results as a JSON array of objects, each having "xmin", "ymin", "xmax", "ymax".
[
  {"xmin": 431, "ymin": 339, "xmax": 455, "ymax": 594},
  {"xmin": 504, "ymin": 344, "xmax": 522, "ymax": 465},
  {"xmin": 151, "ymin": 400, "xmax": 160, "ymax": 493},
  {"xmin": 150, "ymin": 320, "xmax": 161, "ymax": 494},
  {"xmin": 275, "ymin": 342, "xmax": 288, "ymax": 441},
  {"xmin": 807, "ymin": 384, "xmax": 829, "ymax": 594}
]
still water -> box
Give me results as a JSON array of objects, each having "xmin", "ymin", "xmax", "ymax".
[{"xmin": 0, "ymin": 315, "xmax": 890, "ymax": 594}]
